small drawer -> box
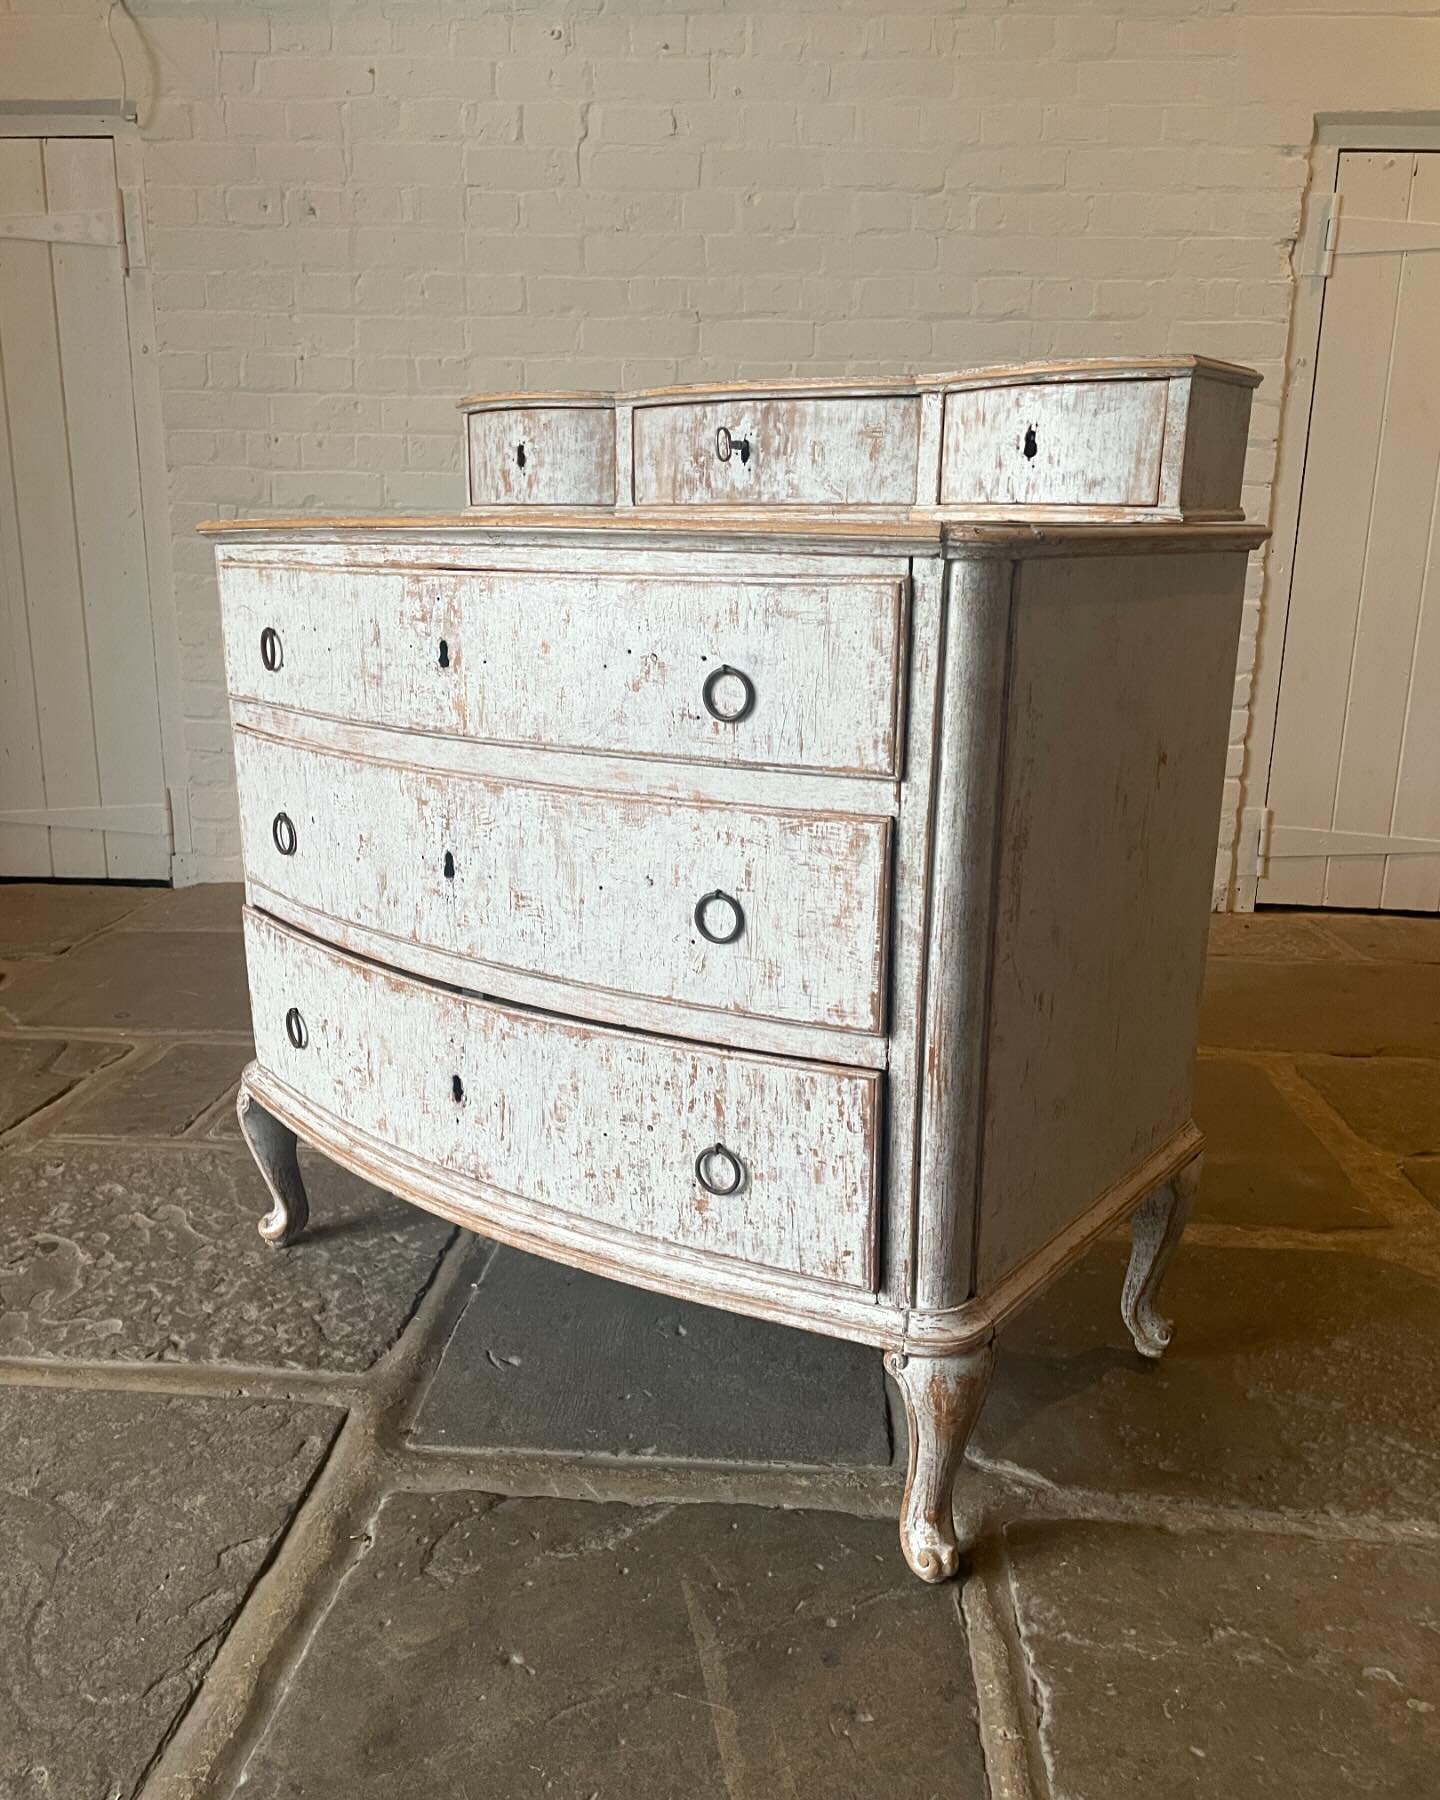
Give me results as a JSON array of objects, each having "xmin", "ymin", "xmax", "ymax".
[
  {"xmin": 220, "ymin": 559, "xmax": 906, "ymax": 777},
  {"xmin": 940, "ymin": 378, "xmax": 1169, "ymax": 508},
  {"xmin": 632, "ymin": 394, "xmax": 922, "ymax": 506},
  {"xmin": 245, "ymin": 909, "xmax": 880, "ymax": 1287},
  {"xmin": 236, "ymin": 730, "xmax": 891, "ymax": 1033},
  {"xmin": 465, "ymin": 400, "xmax": 615, "ymax": 505}
]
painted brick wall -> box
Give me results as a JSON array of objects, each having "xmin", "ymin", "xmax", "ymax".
[{"xmin": 4, "ymin": 0, "xmax": 1439, "ymax": 892}]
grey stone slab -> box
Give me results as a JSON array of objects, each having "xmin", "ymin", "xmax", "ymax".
[
  {"xmin": 1200, "ymin": 960, "xmax": 1440, "ymax": 1055},
  {"xmin": 1299, "ymin": 1055, "xmax": 1440, "ymax": 1156},
  {"xmin": 241, "ymin": 1490, "xmax": 986, "ymax": 1800},
  {"xmin": 1403, "ymin": 1156, "xmax": 1440, "ymax": 1211},
  {"xmin": 50, "ymin": 1040, "xmax": 254, "ymax": 1139},
  {"xmin": 975, "ymin": 1242, "xmax": 1440, "ymax": 1520},
  {"xmin": 1007, "ymin": 1521, "xmax": 1440, "ymax": 1800},
  {"xmin": 121, "ymin": 880, "xmax": 244, "ymax": 932},
  {"xmin": 0, "ymin": 881, "xmax": 147, "ymax": 957},
  {"xmin": 0, "ymin": 1142, "xmax": 453, "ymax": 1370},
  {"xmin": 1193, "ymin": 1057, "xmax": 1380, "ymax": 1228},
  {"xmin": 1321, "ymin": 910, "xmax": 1440, "ymax": 964},
  {"xmin": 0, "ymin": 1037, "xmax": 127, "ymax": 1134},
  {"xmin": 0, "ymin": 928, "xmax": 252, "ymax": 1033},
  {"xmin": 412, "ymin": 1247, "xmax": 893, "ymax": 1466},
  {"xmin": 1206, "ymin": 911, "xmax": 1347, "ymax": 961},
  {"xmin": 2, "ymin": 1386, "xmax": 339, "ymax": 1800}
]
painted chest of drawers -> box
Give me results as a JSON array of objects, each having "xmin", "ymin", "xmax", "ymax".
[{"xmin": 205, "ymin": 358, "xmax": 1265, "ymax": 1582}]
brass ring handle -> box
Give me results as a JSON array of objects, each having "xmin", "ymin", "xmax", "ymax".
[
  {"xmin": 284, "ymin": 1006, "xmax": 308, "ymax": 1050},
  {"xmin": 701, "ymin": 664, "xmax": 756, "ymax": 724},
  {"xmin": 272, "ymin": 812, "xmax": 297, "ymax": 856},
  {"xmin": 694, "ymin": 889, "xmax": 745, "ymax": 945},
  {"xmin": 260, "ymin": 626, "xmax": 283, "ymax": 672}
]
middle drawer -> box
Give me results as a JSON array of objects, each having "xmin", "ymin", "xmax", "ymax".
[{"xmin": 236, "ymin": 730, "xmax": 892, "ymax": 1035}]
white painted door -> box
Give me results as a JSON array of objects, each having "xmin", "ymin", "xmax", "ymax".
[
  {"xmin": 0, "ymin": 135, "xmax": 169, "ymax": 879},
  {"xmin": 1262, "ymin": 150, "xmax": 1440, "ymax": 910}
]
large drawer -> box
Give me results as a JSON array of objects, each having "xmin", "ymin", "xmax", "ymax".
[
  {"xmin": 236, "ymin": 730, "xmax": 891, "ymax": 1033},
  {"xmin": 244, "ymin": 910, "xmax": 880, "ymax": 1288},
  {"xmin": 464, "ymin": 399, "xmax": 615, "ymax": 506},
  {"xmin": 940, "ymin": 378, "xmax": 1169, "ymax": 508},
  {"xmin": 221, "ymin": 560, "xmax": 906, "ymax": 777},
  {"xmin": 632, "ymin": 395, "xmax": 922, "ymax": 506}
]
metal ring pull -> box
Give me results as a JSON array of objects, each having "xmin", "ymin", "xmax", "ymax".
[
  {"xmin": 284, "ymin": 1007, "xmax": 308, "ymax": 1050},
  {"xmin": 694, "ymin": 889, "xmax": 745, "ymax": 945},
  {"xmin": 272, "ymin": 811, "xmax": 297, "ymax": 856},
  {"xmin": 260, "ymin": 626, "xmax": 283, "ymax": 672},
  {"xmin": 715, "ymin": 427, "xmax": 751, "ymax": 465},
  {"xmin": 701, "ymin": 664, "xmax": 756, "ymax": 724},
  {"xmin": 694, "ymin": 1142, "xmax": 746, "ymax": 1197}
]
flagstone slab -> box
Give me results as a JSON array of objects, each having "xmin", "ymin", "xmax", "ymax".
[
  {"xmin": 1200, "ymin": 960, "xmax": 1440, "ymax": 1055},
  {"xmin": 0, "ymin": 1142, "xmax": 452, "ymax": 1370},
  {"xmin": 0, "ymin": 929, "xmax": 252, "ymax": 1034},
  {"xmin": 0, "ymin": 1038, "xmax": 127, "ymax": 1135},
  {"xmin": 0, "ymin": 882, "xmax": 147, "ymax": 957},
  {"xmin": 1299, "ymin": 1055, "xmax": 1440, "ymax": 1157},
  {"xmin": 48, "ymin": 1041, "xmax": 253, "ymax": 1139},
  {"xmin": 1, "ymin": 1387, "xmax": 339, "ymax": 1800},
  {"xmin": 238, "ymin": 1490, "xmax": 987, "ymax": 1800}
]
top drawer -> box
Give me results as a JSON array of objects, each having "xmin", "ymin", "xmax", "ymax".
[
  {"xmin": 632, "ymin": 395, "xmax": 922, "ymax": 506},
  {"xmin": 219, "ymin": 558, "xmax": 907, "ymax": 777},
  {"xmin": 940, "ymin": 379, "xmax": 1168, "ymax": 508},
  {"xmin": 464, "ymin": 400, "xmax": 615, "ymax": 506}
]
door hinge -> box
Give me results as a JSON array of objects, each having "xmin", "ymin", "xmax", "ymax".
[{"xmin": 1238, "ymin": 806, "xmax": 1273, "ymax": 881}]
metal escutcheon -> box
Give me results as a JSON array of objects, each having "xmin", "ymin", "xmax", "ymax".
[
  {"xmin": 284, "ymin": 1006, "xmax": 308, "ymax": 1050},
  {"xmin": 694, "ymin": 1142, "xmax": 746, "ymax": 1197},
  {"xmin": 272, "ymin": 811, "xmax": 297, "ymax": 856},
  {"xmin": 694, "ymin": 889, "xmax": 745, "ymax": 945},
  {"xmin": 701, "ymin": 664, "xmax": 755, "ymax": 724},
  {"xmin": 260, "ymin": 626, "xmax": 283, "ymax": 672}
]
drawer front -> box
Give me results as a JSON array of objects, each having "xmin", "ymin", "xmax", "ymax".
[
  {"xmin": 245, "ymin": 911, "xmax": 880, "ymax": 1287},
  {"xmin": 940, "ymin": 379, "xmax": 1168, "ymax": 507},
  {"xmin": 466, "ymin": 405, "xmax": 615, "ymax": 506},
  {"xmin": 237, "ymin": 732, "xmax": 890, "ymax": 1032},
  {"xmin": 221, "ymin": 561, "xmax": 905, "ymax": 777},
  {"xmin": 632, "ymin": 396, "xmax": 922, "ymax": 505}
]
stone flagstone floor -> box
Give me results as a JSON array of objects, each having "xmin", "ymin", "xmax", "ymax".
[{"xmin": 2, "ymin": 883, "xmax": 1439, "ymax": 1799}]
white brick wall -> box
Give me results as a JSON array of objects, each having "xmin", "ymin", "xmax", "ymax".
[{"xmin": 4, "ymin": 0, "xmax": 1439, "ymax": 892}]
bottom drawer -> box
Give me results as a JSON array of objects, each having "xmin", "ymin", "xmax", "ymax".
[{"xmin": 244, "ymin": 911, "xmax": 880, "ymax": 1289}]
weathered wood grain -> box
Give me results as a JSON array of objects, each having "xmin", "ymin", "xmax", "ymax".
[
  {"xmin": 941, "ymin": 379, "xmax": 1168, "ymax": 508},
  {"xmin": 221, "ymin": 560, "xmax": 908, "ymax": 777},
  {"xmin": 465, "ymin": 404, "xmax": 614, "ymax": 506},
  {"xmin": 244, "ymin": 909, "xmax": 881, "ymax": 1288},
  {"xmin": 234, "ymin": 727, "xmax": 892, "ymax": 1032},
  {"xmin": 633, "ymin": 395, "xmax": 922, "ymax": 506}
]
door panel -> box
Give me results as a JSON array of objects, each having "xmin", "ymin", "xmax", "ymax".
[
  {"xmin": 0, "ymin": 136, "xmax": 167, "ymax": 878},
  {"xmin": 1262, "ymin": 151, "xmax": 1440, "ymax": 910}
]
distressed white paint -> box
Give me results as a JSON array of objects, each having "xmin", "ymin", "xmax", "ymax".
[
  {"xmin": 632, "ymin": 395, "xmax": 923, "ymax": 506},
  {"xmin": 465, "ymin": 403, "xmax": 615, "ymax": 506},
  {"xmin": 941, "ymin": 379, "xmax": 1168, "ymax": 508},
  {"xmin": 220, "ymin": 559, "xmax": 907, "ymax": 777},
  {"xmin": 244, "ymin": 908, "xmax": 880, "ymax": 1288},
  {"xmin": 234, "ymin": 727, "xmax": 892, "ymax": 1033}
]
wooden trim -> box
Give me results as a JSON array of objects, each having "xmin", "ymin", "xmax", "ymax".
[
  {"xmin": 459, "ymin": 390, "xmax": 613, "ymax": 411},
  {"xmin": 902, "ymin": 1123, "xmax": 1205, "ymax": 1350}
]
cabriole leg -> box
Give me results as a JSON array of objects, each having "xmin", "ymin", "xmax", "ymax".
[
  {"xmin": 1121, "ymin": 1153, "xmax": 1200, "ymax": 1359},
  {"xmin": 237, "ymin": 1079, "xmax": 310, "ymax": 1247},
  {"xmin": 883, "ymin": 1340, "xmax": 996, "ymax": 1583}
]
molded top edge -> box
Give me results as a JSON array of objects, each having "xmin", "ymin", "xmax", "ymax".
[{"xmin": 456, "ymin": 355, "xmax": 1261, "ymax": 410}]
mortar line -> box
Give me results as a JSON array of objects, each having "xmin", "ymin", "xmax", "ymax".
[
  {"xmin": 962, "ymin": 1537, "xmax": 1048, "ymax": 1800},
  {"xmin": 0, "ymin": 1354, "xmax": 363, "ymax": 1403}
]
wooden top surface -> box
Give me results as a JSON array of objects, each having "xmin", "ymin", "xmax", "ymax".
[
  {"xmin": 457, "ymin": 355, "xmax": 1261, "ymax": 410},
  {"xmin": 200, "ymin": 510, "xmax": 1269, "ymax": 558}
]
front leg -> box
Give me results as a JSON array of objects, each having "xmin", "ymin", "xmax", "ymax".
[
  {"xmin": 883, "ymin": 1341, "xmax": 996, "ymax": 1583},
  {"xmin": 1121, "ymin": 1153, "xmax": 1200, "ymax": 1359},
  {"xmin": 237, "ymin": 1078, "xmax": 310, "ymax": 1247}
]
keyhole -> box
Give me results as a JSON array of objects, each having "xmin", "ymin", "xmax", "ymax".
[
  {"xmin": 515, "ymin": 442, "xmax": 527, "ymax": 469},
  {"xmin": 443, "ymin": 850, "xmax": 455, "ymax": 879},
  {"xmin": 438, "ymin": 638, "xmax": 450, "ymax": 668},
  {"xmin": 1023, "ymin": 425, "xmax": 1038, "ymax": 460},
  {"xmin": 452, "ymin": 1074, "xmax": 465, "ymax": 1103}
]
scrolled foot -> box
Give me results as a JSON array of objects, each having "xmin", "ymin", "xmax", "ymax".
[
  {"xmin": 1121, "ymin": 1155, "xmax": 1199, "ymax": 1359},
  {"xmin": 884, "ymin": 1341, "xmax": 996, "ymax": 1584},
  {"xmin": 237, "ymin": 1079, "xmax": 310, "ymax": 1247}
]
